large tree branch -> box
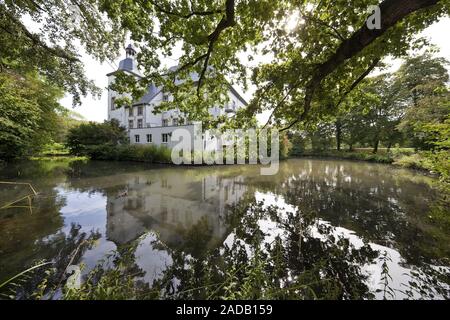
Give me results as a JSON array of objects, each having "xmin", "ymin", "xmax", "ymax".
[
  {"xmin": 196, "ymin": 0, "xmax": 236, "ymax": 95},
  {"xmin": 197, "ymin": 41, "xmax": 215, "ymax": 95},
  {"xmin": 279, "ymin": 58, "xmax": 381, "ymax": 131},
  {"xmin": 335, "ymin": 57, "xmax": 381, "ymax": 109},
  {"xmin": 262, "ymin": 81, "xmax": 300, "ymax": 129},
  {"xmin": 161, "ymin": 0, "xmax": 235, "ymax": 95},
  {"xmin": 282, "ymin": 0, "xmax": 441, "ymax": 131}
]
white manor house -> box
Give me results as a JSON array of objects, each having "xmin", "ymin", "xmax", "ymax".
[{"xmin": 107, "ymin": 45, "xmax": 248, "ymax": 148}]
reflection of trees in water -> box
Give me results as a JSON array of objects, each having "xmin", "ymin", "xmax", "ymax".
[
  {"xmin": 1, "ymin": 224, "xmax": 100, "ymax": 299},
  {"xmin": 0, "ymin": 188, "xmax": 66, "ymax": 282},
  {"xmin": 56, "ymin": 161, "xmax": 450, "ymax": 299},
  {"xmin": 280, "ymin": 174, "xmax": 449, "ymax": 265},
  {"xmin": 148, "ymin": 198, "xmax": 380, "ymax": 299},
  {"xmin": 245, "ymin": 161, "xmax": 449, "ymax": 266},
  {"xmin": 62, "ymin": 197, "xmax": 381, "ymax": 299},
  {"xmin": 1, "ymin": 159, "xmax": 448, "ymax": 299}
]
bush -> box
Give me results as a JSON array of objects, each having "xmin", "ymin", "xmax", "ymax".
[
  {"xmin": 79, "ymin": 144, "xmax": 173, "ymax": 163},
  {"xmin": 394, "ymin": 154, "xmax": 430, "ymax": 170},
  {"xmin": 66, "ymin": 120, "xmax": 128, "ymax": 156}
]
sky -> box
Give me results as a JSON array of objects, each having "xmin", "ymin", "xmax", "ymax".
[{"xmin": 59, "ymin": 17, "xmax": 450, "ymax": 124}]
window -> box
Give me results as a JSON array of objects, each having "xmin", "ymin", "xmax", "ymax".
[
  {"xmin": 146, "ymin": 134, "xmax": 152, "ymax": 143},
  {"xmin": 111, "ymin": 97, "xmax": 116, "ymax": 110},
  {"xmin": 173, "ymin": 119, "xmax": 178, "ymax": 126},
  {"xmin": 129, "ymin": 107, "xmax": 133, "ymax": 117},
  {"xmin": 162, "ymin": 133, "xmax": 169, "ymax": 143},
  {"xmin": 162, "ymin": 119, "xmax": 169, "ymax": 127},
  {"xmin": 135, "ymin": 135, "xmax": 140, "ymax": 143},
  {"xmin": 137, "ymin": 106, "xmax": 143, "ymax": 116},
  {"xmin": 163, "ymin": 94, "xmax": 169, "ymax": 102},
  {"xmin": 137, "ymin": 119, "xmax": 143, "ymax": 128},
  {"xmin": 129, "ymin": 120, "xmax": 134, "ymax": 129}
]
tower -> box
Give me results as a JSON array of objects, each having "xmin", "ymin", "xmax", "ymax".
[
  {"xmin": 107, "ymin": 44, "xmax": 142, "ymax": 124},
  {"xmin": 125, "ymin": 44, "xmax": 137, "ymax": 59}
]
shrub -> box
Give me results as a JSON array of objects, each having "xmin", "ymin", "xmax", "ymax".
[
  {"xmin": 77, "ymin": 144, "xmax": 172, "ymax": 163},
  {"xmin": 66, "ymin": 120, "xmax": 128, "ymax": 156},
  {"xmin": 393, "ymin": 153, "xmax": 431, "ymax": 171}
]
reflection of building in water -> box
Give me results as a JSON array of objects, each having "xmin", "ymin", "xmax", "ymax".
[{"xmin": 106, "ymin": 171, "xmax": 247, "ymax": 251}]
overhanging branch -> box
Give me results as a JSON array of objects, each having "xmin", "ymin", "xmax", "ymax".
[{"xmin": 282, "ymin": 0, "xmax": 441, "ymax": 131}]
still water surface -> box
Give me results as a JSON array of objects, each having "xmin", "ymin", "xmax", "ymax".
[{"xmin": 0, "ymin": 159, "xmax": 448, "ymax": 299}]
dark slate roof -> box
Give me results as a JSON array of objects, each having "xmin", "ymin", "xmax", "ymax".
[
  {"xmin": 119, "ymin": 58, "xmax": 137, "ymax": 72},
  {"xmin": 107, "ymin": 62, "xmax": 248, "ymax": 106},
  {"xmin": 106, "ymin": 57, "xmax": 143, "ymax": 78},
  {"xmin": 229, "ymin": 85, "xmax": 248, "ymax": 106},
  {"xmin": 168, "ymin": 66, "xmax": 248, "ymax": 106},
  {"xmin": 133, "ymin": 83, "xmax": 161, "ymax": 106}
]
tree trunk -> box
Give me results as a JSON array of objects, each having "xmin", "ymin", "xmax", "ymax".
[
  {"xmin": 336, "ymin": 120, "xmax": 342, "ymax": 151},
  {"xmin": 387, "ymin": 142, "xmax": 392, "ymax": 153},
  {"xmin": 373, "ymin": 140, "xmax": 379, "ymax": 154}
]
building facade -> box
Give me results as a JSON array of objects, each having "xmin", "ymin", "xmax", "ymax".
[{"xmin": 107, "ymin": 45, "xmax": 248, "ymax": 148}]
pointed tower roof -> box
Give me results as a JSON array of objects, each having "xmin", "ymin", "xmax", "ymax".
[{"xmin": 107, "ymin": 44, "xmax": 142, "ymax": 77}]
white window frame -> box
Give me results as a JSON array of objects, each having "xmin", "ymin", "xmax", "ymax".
[
  {"xmin": 146, "ymin": 134, "xmax": 152, "ymax": 143},
  {"xmin": 162, "ymin": 133, "xmax": 169, "ymax": 143},
  {"xmin": 135, "ymin": 135, "xmax": 140, "ymax": 143},
  {"xmin": 137, "ymin": 119, "xmax": 143, "ymax": 128},
  {"xmin": 129, "ymin": 120, "xmax": 134, "ymax": 129}
]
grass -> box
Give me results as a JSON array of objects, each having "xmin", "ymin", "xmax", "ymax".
[
  {"xmin": 0, "ymin": 181, "xmax": 38, "ymax": 215},
  {"xmin": 291, "ymin": 148, "xmax": 450, "ymax": 191},
  {"xmin": 292, "ymin": 148, "xmax": 427, "ymax": 167},
  {"xmin": 40, "ymin": 143, "xmax": 70, "ymax": 156},
  {"xmin": 29, "ymin": 155, "xmax": 88, "ymax": 161},
  {"xmin": 292, "ymin": 149, "xmax": 396, "ymax": 164}
]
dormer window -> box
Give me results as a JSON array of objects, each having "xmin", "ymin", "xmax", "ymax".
[
  {"xmin": 137, "ymin": 106, "xmax": 143, "ymax": 116},
  {"xmin": 162, "ymin": 119, "xmax": 169, "ymax": 127},
  {"xmin": 129, "ymin": 107, "xmax": 133, "ymax": 117},
  {"xmin": 111, "ymin": 97, "xmax": 116, "ymax": 111},
  {"xmin": 163, "ymin": 94, "xmax": 169, "ymax": 102}
]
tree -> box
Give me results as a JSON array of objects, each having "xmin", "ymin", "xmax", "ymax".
[
  {"xmin": 362, "ymin": 74, "xmax": 406, "ymax": 153},
  {"xmin": 66, "ymin": 120, "xmax": 128, "ymax": 156},
  {"xmin": 52, "ymin": 110, "xmax": 87, "ymax": 145},
  {"xmin": 0, "ymin": 71, "xmax": 64, "ymax": 160},
  {"xmin": 0, "ymin": 0, "xmax": 125, "ymax": 105},
  {"xmin": 103, "ymin": 0, "xmax": 448, "ymax": 130},
  {"xmin": 397, "ymin": 53, "xmax": 450, "ymax": 150},
  {"xmin": 2, "ymin": 1, "xmax": 447, "ymax": 127}
]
